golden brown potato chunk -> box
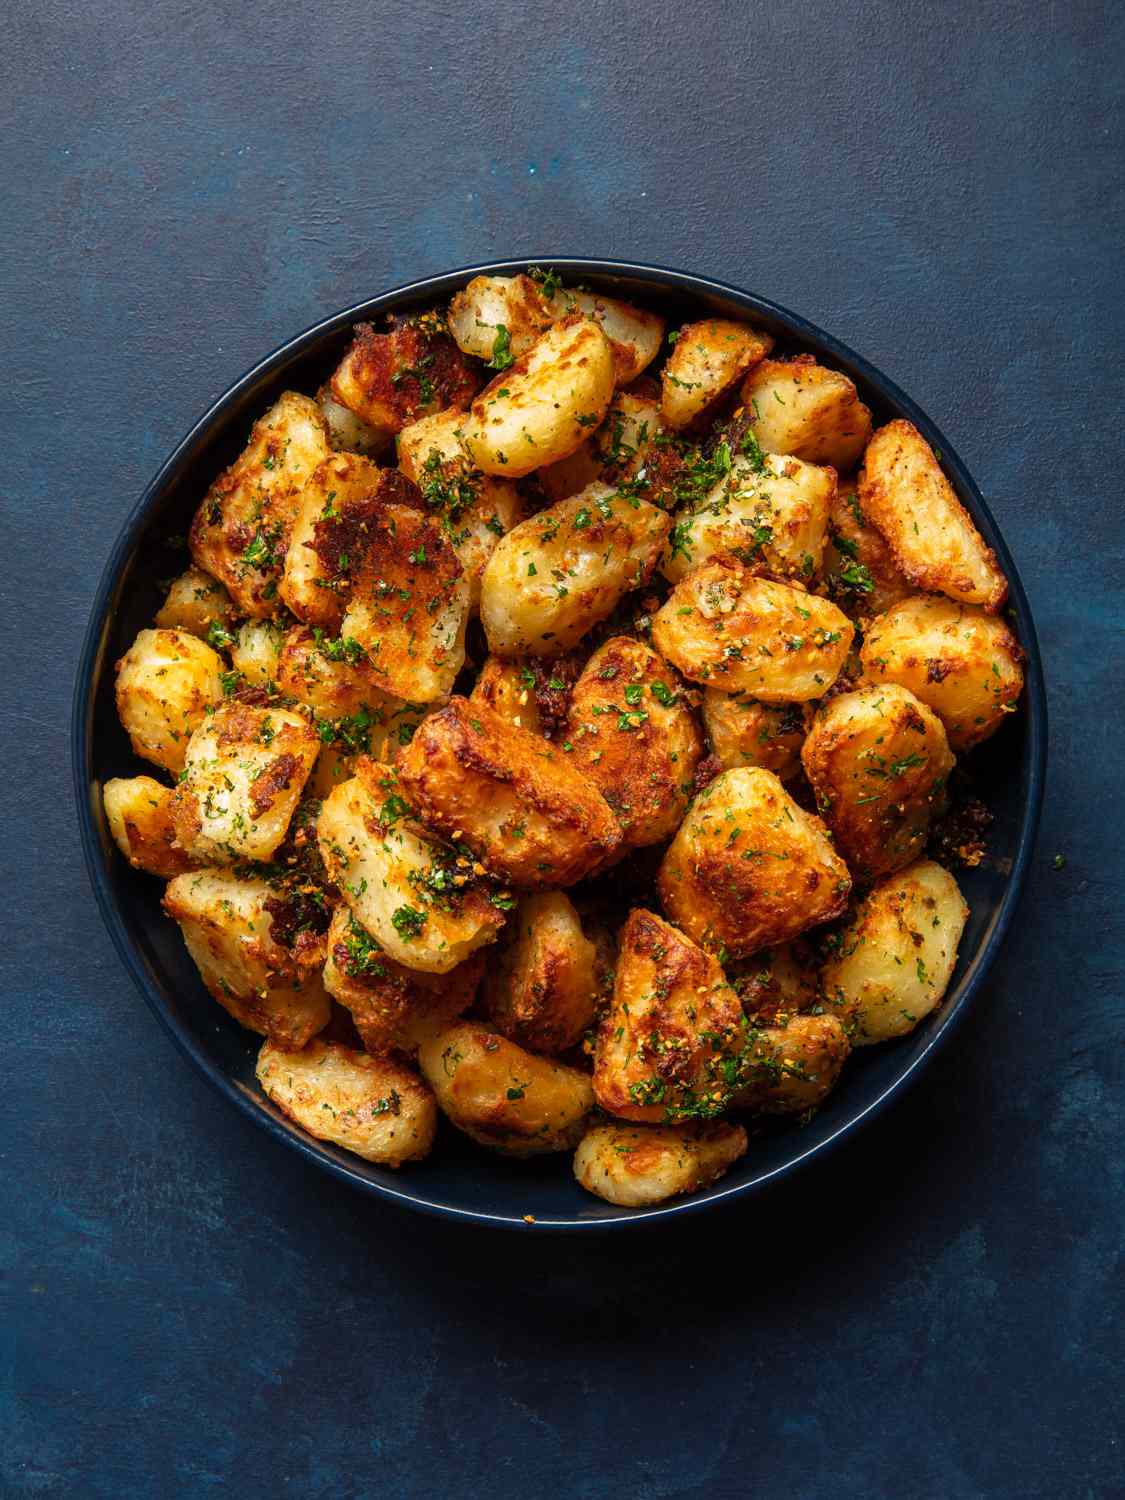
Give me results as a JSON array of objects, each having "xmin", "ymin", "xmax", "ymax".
[
  {"xmin": 732, "ymin": 1013, "xmax": 850, "ymax": 1114},
  {"xmin": 172, "ymin": 702, "xmax": 320, "ymax": 865},
  {"xmin": 728, "ymin": 940, "xmax": 824, "ymax": 1022},
  {"xmin": 469, "ymin": 656, "xmax": 545, "ymax": 736},
  {"xmin": 480, "ymin": 486, "xmax": 671, "ymax": 657},
  {"xmin": 661, "ymin": 319, "xmax": 773, "ymax": 430},
  {"xmin": 702, "ymin": 692, "xmax": 811, "ymax": 780},
  {"xmin": 651, "ymin": 559, "xmax": 853, "ymax": 700},
  {"xmin": 822, "ymin": 477, "xmax": 914, "ymax": 619},
  {"xmin": 594, "ymin": 909, "xmax": 746, "ymax": 1123},
  {"xmin": 821, "ymin": 860, "xmax": 969, "ymax": 1044},
  {"xmin": 739, "ymin": 355, "xmax": 873, "ymax": 471},
  {"xmin": 461, "ymin": 315, "xmax": 616, "ymax": 477},
  {"xmin": 256, "ymin": 1039, "xmax": 436, "ymax": 1165},
  {"xmin": 480, "ymin": 892, "xmax": 600, "ymax": 1053},
  {"xmin": 103, "ymin": 776, "xmax": 197, "ymax": 878},
  {"xmin": 658, "ymin": 768, "xmax": 851, "ymax": 960},
  {"xmin": 539, "ymin": 389, "xmax": 667, "ymax": 502},
  {"xmin": 316, "ymin": 763, "xmax": 505, "ymax": 974},
  {"xmin": 164, "ymin": 870, "xmax": 330, "ymax": 1046},
  {"xmin": 540, "ymin": 284, "xmax": 665, "ymax": 384},
  {"xmin": 564, "ymin": 636, "xmax": 703, "ymax": 851},
  {"xmin": 189, "ymin": 391, "xmax": 329, "ymax": 617},
  {"xmin": 339, "ymin": 501, "xmax": 469, "ymax": 703},
  {"xmin": 329, "ymin": 315, "xmax": 480, "ymax": 434},
  {"xmin": 860, "ymin": 595, "xmax": 1024, "ymax": 750},
  {"xmin": 447, "ymin": 273, "xmax": 554, "ymax": 361},
  {"xmin": 858, "ymin": 420, "xmax": 1007, "ymax": 611},
  {"xmin": 663, "ymin": 451, "xmax": 835, "ymax": 584},
  {"xmin": 279, "ymin": 451, "xmax": 386, "ymax": 628},
  {"xmin": 396, "ymin": 696, "xmax": 622, "ymax": 888},
  {"xmin": 154, "ymin": 567, "xmax": 235, "ymax": 641},
  {"xmin": 318, "ymin": 386, "xmax": 392, "ymax": 457},
  {"xmin": 801, "ymin": 683, "xmax": 956, "ymax": 881},
  {"xmin": 397, "ymin": 406, "xmax": 525, "ymax": 603},
  {"xmin": 276, "ymin": 625, "xmax": 398, "ymax": 721},
  {"xmin": 115, "ymin": 627, "xmax": 224, "ymax": 774},
  {"xmin": 322, "ymin": 905, "xmax": 482, "ymax": 1055},
  {"xmin": 229, "ymin": 619, "xmax": 284, "ymax": 689},
  {"xmin": 418, "ymin": 1022, "xmax": 594, "ymax": 1156},
  {"xmin": 573, "ymin": 1120, "xmax": 747, "ymax": 1207}
]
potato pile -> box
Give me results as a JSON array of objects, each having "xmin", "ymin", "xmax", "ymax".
[{"xmin": 105, "ymin": 271, "xmax": 1023, "ymax": 1209}]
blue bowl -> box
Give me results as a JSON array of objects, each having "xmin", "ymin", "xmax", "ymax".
[{"xmin": 72, "ymin": 259, "xmax": 1047, "ymax": 1229}]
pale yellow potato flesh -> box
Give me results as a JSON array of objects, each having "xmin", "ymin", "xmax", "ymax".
[
  {"xmin": 573, "ymin": 1120, "xmax": 747, "ymax": 1207},
  {"xmin": 114, "ymin": 627, "xmax": 224, "ymax": 774}
]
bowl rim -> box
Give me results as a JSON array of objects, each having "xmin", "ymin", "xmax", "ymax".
[{"xmin": 72, "ymin": 256, "xmax": 1048, "ymax": 1231}]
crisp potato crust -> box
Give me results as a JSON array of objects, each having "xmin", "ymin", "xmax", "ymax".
[
  {"xmin": 573, "ymin": 1120, "xmax": 747, "ymax": 1207},
  {"xmin": 114, "ymin": 627, "xmax": 224, "ymax": 774},
  {"xmin": 278, "ymin": 451, "xmax": 386, "ymax": 629},
  {"xmin": 318, "ymin": 386, "xmax": 392, "ymax": 457},
  {"xmin": 822, "ymin": 477, "xmax": 915, "ymax": 620},
  {"xmin": 858, "ymin": 419, "xmax": 1007, "ymax": 611},
  {"xmin": 276, "ymin": 625, "xmax": 398, "ymax": 721},
  {"xmin": 469, "ymin": 656, "xmax": 545, "ymax": 736},
  {"xmin": 702, "ymin": 691, "xmax": 811, "ymax": 780},
  {"xmin": 732, "ymin": 1012, "xmax": 851, "ymax": 1114},
  {"xmin": 154, "ymin": 567, "xmax": 235, "ymax": 640},
  {"xmin": 480, "ymin": 891, "xmax": 600, "ymax": 1053},
  {"xmin": 103, "ymin": 776, "xmax": 197, "ymax": 878},
  {"xmin": 330, "ymin": 316, "xmax": 479, "ymax": 434},
  {"xmin": 728, "ymin": 940, "xmax": 823, "ymax": 1023},
  {"xmin": 541, "ymin": 286, "xmax": 665, "ymax": 384},
  {"xmin": 229, "ymin": 619, "xmax": 284, "ymax": 689},
  {"xmin": 739, "ymin": 355, "xmax": 873, "ymax": 471},
  {"xmin": 661, "ymin": 319, "xmax": 774, "ymax": 430},
  {"xmin": 658, "ymin": 767, "xmax": 851, "ymax": 959},
  {"xmin": 447, "ymin": 274, "xmax": 554, "ymax": 361}
]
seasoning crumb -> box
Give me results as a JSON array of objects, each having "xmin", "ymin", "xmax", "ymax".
[{"xmin": 523, "ymin": 1214, "xmax": 535, "ymax": 1224}]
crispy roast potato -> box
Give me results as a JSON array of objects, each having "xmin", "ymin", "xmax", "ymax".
[
  {"xmin": 397, "ymin": 406, "xmax": 525, "ymax": 602},
  {"xmin": 480, "ymin": 891, "xmax": 600, "ymax": 1053},
  {"xmin": 154, "ymin": 567, "xmax": 235, "ymax": 640},
  {"xmin": 229, "ymin": 619, "xmax": 285, "ymax": 689},
  {"xmin": 322, "ymin": 904, "xmax": 482, "ymax": 1055},
  {"xmin": 731, "ymin": 1012, "xmax": 850, "ymax": 1114},
  {"xmin": 276, "ymin": 625, "xmax": 397, "ymax": 721},
  {"xmin": 396, "ymin": 696, "xmax": 622, "ymax": 888},
  {"xmin": 821, "ymin": 860, "xmax": 969, "ymax": 1044},
  {"xmin": 537, "ymin": 389, "xmax": 665, "ymax": 502},
  {"xmin": 329, "ymin": 314, "xmax": 479, "ymax": 434},
  {"xmin": 189, "ymin": 391, "xmax": 329, "ymax": 617},
  {"xmin": 702, "ymin": 692, "xmax": 811, "ymax": 780},
  {"xmin": 739, "ymin": 355, "xmax": 872, "ymax": 471},
  {"xmin": 801, "ymin": 683, "xmax": 956, "ymax": 880},
  {"xmin": 460, "ymin": 315, "xmax": 616, "ymax": 477},
  {"xmin": 651, "ymin": 558, "xmax": 853, "ymax": 700},
  {"xmin": 172, "ymin": 702, "xmax": 320, "ymax": 864},
  {"xmin": 103, "ymin": 775, "xmax": 197, "ymax": 878},
  {"xmin": 256, "ymin": 1039, "xmax": 436, "ymax": 1165},
  {"xmin": 661, "ymin": 319, "xmax": 773, "ymax": 430},
  {"xmin": 480, "ymin": 486, "xmax": 671, "ymax": 656},
  {"xmin": 540, "ymin": 285, "xmax": 665, "ymax": 384},
  {"xmin": 658, "ymin": 767, "xmax": 851, "ymax": 959},
  {"xmin": 663, "ymin": 451, "xmax": 835, "ymax": 584},
  {"xmin": 279, "ymin": 452, "xmax": 384, "ymax": 628},
  {"xmin": 115, "ymin": 627, "xmax": 224, "ymax": 774},
  {"xmin": 573, "ymin": 1120, "xmax": 747, "ymax": 1207},
  {"xmin": 860, "ymin": 594, "xmax": 1024, "ymax": 750},
  {"xmin": 317, "ymin": 385, "xmax": 392, "ymax": 456},
  {"xmin": 339, "ymin": 500, "xmax": 469, "ymax": 703},
  {"xmin": 469, "ymin": 656, "xmax": 545, "ymax": 736},
  {"xmin": 858, "ymin": 420, "xmax": 1007, "ymax": 611},
  {"xmin": 564, "ymin": 636, "xmax": 703, "ymax": 850},
  {"xmin": 822, "ymin": 477, "xmax": 914, "ymax": 619},
  {"xmin": 728, "ymin": 940, "xmax": 823, "ymax": 1022},
  {"xmin": 315, "ymin": 763, "xmax": 505, "ymax": 974},
  {"xmin": 164, "ymin": 870, "xmax": 330, "ymax": 1045},
  {"xmin": 447, "ymin": 273, "xmax": 555, "ymax": 361},
  {"xmin": 594, "ymin": 908, "xmax": 746, "ymax": 1122},
  {"xmin": 419, "ymin": 1021, "xmax": 595, "ymax": 1156}
]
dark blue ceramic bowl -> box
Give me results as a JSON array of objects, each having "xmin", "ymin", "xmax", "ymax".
[{"xmin": 72, "ymin": 259, "xmax": 1047, "ymax": 1229}]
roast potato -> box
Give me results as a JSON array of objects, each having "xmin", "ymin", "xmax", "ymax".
[
  {"xmin": 732, "ymin": 1012, "xmax": 850, "ymax": 1114},
  {"xmin": 661, "ymin": 318, "xmax": 773, "ymax": 430},
  {"xmin": 480, "ymin": 891, "xmax": 600, "ymax": 1053},
  {"xmin": 329, "ymin": 314, "xmax": 479, "ymax": 434},
  {"xmin": 822, "ymin": 477, "xmax": 914, "ymax": 619},
  {"xmin": 229, "ymin": 619, "xmax": 284, "ymax": 689},
  {"xmin": 728, "ymin": 940, "xmax": 823, "ymax": 1023},
  {"xmin": 114, "ymin": 627, "xmax": 224, "ymax": 774},
  {"xmin": 318, "ymin": 386, "xmax": 392, "ymax": 457},
  {"xmin": 103, "ymin": 775, "xmax": 197, "ymax": 878},
  {"xmin": 278, "ymin": 451, "xmax": 384, "ymax": 628},
  {"xmin": 739, "ymin": 355, "xmax": 872, "ymax": 471},
  {"xmin": 447, "ymin": 273, "xmax": 554, "ymax": 361},
  {"xmin": 540, "ymin": 284, "xmax": 665, "ymax": 384},
  {"xmin": 154, "ymin": 567, "xmax": 235, "ymax": 640},
  {"xmin": 537, "ymin": 389, "xmax": 665, "ymax": 502},
  {"xmin": 276, "ymin": 625, "xmax": 397, "ymax": 721},
  {"xmin": 469, "ymin": 656, "xmax": 545, "ymax": 736},
  {"xmin": 702, "ymin": 691, "xmax": 810, "ymax": 780},
  {"xmin": 573, "ymin": 1120, "xmax": 747, "ymax": 1207}
]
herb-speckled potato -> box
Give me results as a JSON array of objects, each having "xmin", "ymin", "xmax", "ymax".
[
  {"xmin": 573, "ymin": 1120, "xmax": 748, "ymax": 1207},
  {"xmin": 447, "ymin": 273, "xmax": 554, "ymax": 361},
  {"xmin": 164, "ymin": 870, "xmax": 330, "ymax": 1046},
  {"xmin": 739, "ymin": 355, "xmax": 873, "ymax": 471},
  {"xmin": 594, "ymin": 908, "xmax": 746, "ymax": 1122},
  {"xmin": 729, "ymin": 940, "xmax": 822, "ymax": 1022},
  {"xmin": 256, "ymin": 1039, "xmax": 436, "ymax": 1165},
  {"xmin": 189, "ymin": 391, "xmax": 329, "ymax": 617},
  {"xmin": 172, "ymin": 702, "xmax": 320, "ymax": 864},
  {"xmin": 859, "ymin": 594, "xmax": 1024, "ymax": 750},
  {"xmin": 732, "ymin": 1012, "xmax": 850, "ymax": 1114},
  {"xmin": 661, "ymin": 319, "xmax": 773, "ymax": 430},
  {"xmin": 229, "ymin": 619, "xmax": 284, "ymax": 689},
  {"xmin": 276, "ymin": 625, "xmax": 397, "ymax": 721},
  {"xmin": 820, "ymin": 860, "xmax": 969, "ymax": 1044},
  {"xmin": 538, "ymin": 389, "xmax": 665, "ymax": 502},
  {"xmin": 663, "ymin": 450, "xmax": 835, "ymax": 584},
  {"xmin": 318, "ymin": 386, "xmax": 392, "ymax": 457},
  {"xmin": 114, "ymin": 627, "xmax": 224, "ymax": 774},
  {"xmin": 315, "ymin": 763, "xmax": 505, "ymax": 974},
  {"xmin": 822, "ymin": 477, "xmax": 914, "ymax": 619},
  {"xmin": 658, "ymin": 767, "xmax": 851, "ymax": 960},
  {"xmin": 418, "ymin": 1022, "xmax": 595, "ymax": 1156},
  {"xmin": 651, "ymin": 558, "xmax": 854, "ymax": 700},
  {"xmin": 329, "ymin": 314, "xmax": 479, "ymax": 434},
  {"xmin": 396, "ymin": 697, "xmax": 622, "ymax": 888},
  {"xmin": 154, "ymin": 567, "xmax": 235, "ymax": 640},
  {"xmin": 469, "ymin": 656, "xmax": 545, "ymax": 735},
  {"xmin": 541, "ymin": 285, "xmax": 665, "ymax": 384},
  {"xmin": 322, "ymin": 905, "xmax": 482, "ymax": 1055},
  {"xmin": 801, "ymin": 683, "xmax": 956, "ymax": 881},
  {"xmin": 480, "ymin": 891, "xmax": 600, "ymax": 1053},
  {"xmin": 397, "ymin": 406, "xmax": 525, "ymax": 602},
  {"xmin": 339, "ymin": 500, "xmax": 469, "ymax": 703},
  {"xmin": 702, "ymin": 691, "xmax": 811, "ymax": 780},
  {"xmin": 480, "ymin": 486, "xmax": 671, "ymax": 656},
  {"xmin": 858, "ymin": 420, "xmax": 1007, "ymax": 611},
  {"xmin": 564, "ymin": 636, "xmax": 703, "ymax": 851},
  {"xmin": 103, "ymin": 775, "xmax": 197, "ymax": 878},
  {"xmin": 279, "ymin": 451, "xmax": 384, "ymax": 628},
  {"xmin": 460, "ymin": 315, "xmax": 615, "ymax": 478}
]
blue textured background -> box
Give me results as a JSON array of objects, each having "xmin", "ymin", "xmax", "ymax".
[{"xmin": 3, "ymin": 2, "xmax": 1122, "ymax": 1495}]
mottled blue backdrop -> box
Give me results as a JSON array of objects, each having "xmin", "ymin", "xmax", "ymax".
[{"xmin": 3, "ymin": 2, "xmax": 1122, "ymax": 1496}]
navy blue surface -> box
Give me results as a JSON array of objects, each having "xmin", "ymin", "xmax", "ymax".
[{"xmin": 3, "ymin": 1, "xmax": 1122, "ymax": 1494}]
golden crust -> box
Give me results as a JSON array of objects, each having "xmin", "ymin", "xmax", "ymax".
[
  {"xmin": 114, "ymin": 627, "xmax": 224, "ymax": 774},
  {"xmin": 103, "ymin": 776, "xmax": 198, "ymax": 878},
  {"xmin": 276, "ymin": 625, "xmax": 398, "ymax": 721},
  {"xmin": 573, "ymin": 1119, "xmax": 747, "ymax": 1207},
  {"xmin": 278, "ymin": 452, "xmax": 387, "ymax": 629},
  {"xmin": 732, "ymin": 1012, "xmax": 850, "ymax": 1114},
  {"xmin": 480, "ymin": 891, "xmax": 599, "ymax": 1053},
  {"xmin": 822, "ymin": 476, "xmax": 915, "ymax": 620},
  {"xmin": 702, "ymin": 691, "xmax": 811, "ymax": 780},
  {"xmin": 541, "ymin": 286, "xmax": 665, "ymax": 385},
  {"xmin": 661, "ymin": 319, "xmax": 774, "ymax": 430},
  {"xmin": 447, "ymin": 274, "xmax": 554, "ymax": 361},
  {"xmin": 154, "ymin": 567, "xmax": 235, "ymax": 640},
  {"xmin": 658, "ymin": 767, "xmax": 852, "ymax": 959},
  {"xmin": 329, "ymin": 318, "xmax": 480, "ymax": 434},
  {"xmin": 739, "ymin": 355, "xmax": 873, "ymax": 471}
]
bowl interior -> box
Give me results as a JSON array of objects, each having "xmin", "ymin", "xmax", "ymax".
[{"xmin": 74, "ymin": 260, "xmax": 1045, "ymax": 1228}]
